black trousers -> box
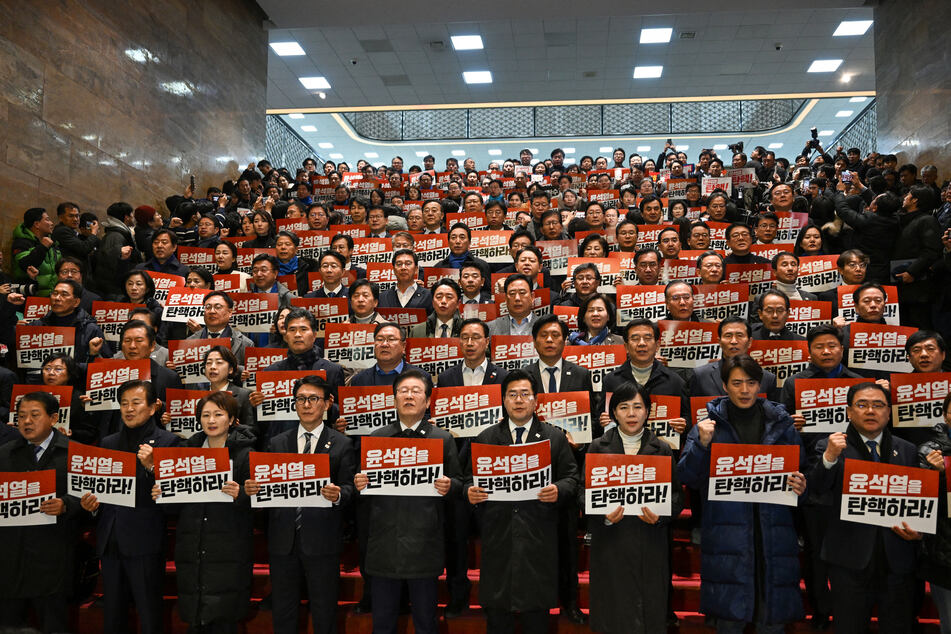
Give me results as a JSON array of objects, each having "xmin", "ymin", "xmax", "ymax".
[
  {"xmin": 100, "ymin": 553, "xmax": 165, "ymax": 634},
  {"xmin": 801, "ymin": 505, "xmax": 833, "ymax": 617},
  {"xmin": 557, "ymin": 499, "xmax": 579, "ymax": 606},
  {"xmin": 828, "ymin": 556, "xmax": 915, "ymax": 634},
  {"xmin": 269, "ymin": 531, "xmax": 340, "ymax": 634},
  {"xmin": 485, "ymin": 608, "xmax": 549, "ymax": 634},
  {"xmin": 0, "ymin": 593, "xmax": 68, "ymax": 633},
  {"xmin": 371, "ymin": 576, "xmax": 437, "ymax": 634},
  {"xmin": 444, "ymin": 495, "xmax": 473, "ymax": 603}
]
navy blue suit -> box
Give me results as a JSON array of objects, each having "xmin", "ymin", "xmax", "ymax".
[{"xmin": 378, "ymin": 286, "xmax": 434, "ymax": 315}]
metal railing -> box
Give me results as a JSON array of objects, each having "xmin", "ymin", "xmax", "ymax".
[{"xmin": 265, "ymin": 115, "xmax": 324, "ymax": 169}]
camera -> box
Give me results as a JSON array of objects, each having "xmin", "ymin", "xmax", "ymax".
[
  {"xmin": 728, "ymin": 141, "xmax": 744, "ymax": 155},
  {"xmin": 349, "ymin": 58, "xmax": 358, "ymax": 65},
  {"xmin": 806, "ymin": 127, "xmax": 821, "ymax": 151},
  {"xmin": 775, "ymin": 43, "xmax": 783, "ymax": 51}
]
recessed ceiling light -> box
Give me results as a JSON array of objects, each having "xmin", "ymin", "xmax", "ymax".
[
  {"xmin": 451, "ymin": 35, "xmax": 484, "ymax": 51},
  {"xmin": 599, "ymin": 146, "xmax": 613, "ymax": 153},
  {"xmin": 318, "ymin": 142, "xmax": 333, "ymax": 149},
  {"xmin": 833, "ymin": 20, "xmax": 873, "ymax": 37},
  {"xmin": 415, "ymin": 151, "xmax": 429, "ymax": 157},
  {"xmin": 640, "ymin": 28, "xmax": 673, "ymax": 44},
  {"xmin": 807, "ymin": 59, "xmax": 842, "ymax": 73},
  {"xmin": 300, "ymin": 125, "xmax": 317, "ymax": 132},
  {"xmin": 768, "ymin": 142, "xmax": 783, "ymax": 149},
  {"xmin": 840, "ymin": 73, "xmax": 853, "ymax": 83},
  {"xmin": 633, "ymin": 65, "xmax": 663, "ymax": 79},
  {"xmin": 849, "ymin": 96, "xmax": 868, "ymax": 103},
  {"xmin": 835, "ymin": 110, "xmax": 854, "ymax": 117},
  {"xmin": 270, "ymin": 41, "xmax": 305, "ymax": 56},
  {"xmin": 299, "ymin": 76, "xmax": 331, "ymax": 90},
  {"xmin": 677, "ymin": 145, "xmax": 689, "ymax": 151},
  {"xmin": 161, "ymin": 81, "xmax": 192, "ymax": 96},
  {"xmin": 451, "ymin": 150, "xmax": 466, "ymax": 156},
  {"xmin": 713, "ymin": 144, "xmax": 728, "ymax": 150},
  {"xmin": 488, "ymin": 149, "xmax": 502, "ymax": 156},
  {"xmin": 328, "ymin": 153, "xmax": 344, "ymax": 159},
  {"xmin": 288, "ymin": 113, "xmax": 305, "ymax": 119},
  {"xmin": 818, "ymin": 130, "xmax": 835, "ymax": 137},
  {"xmin": 562, "ymin": 147, "xmax": 575, "ymax": 154},
  {"xmin": 564, "ymin": 158, "xmax": 576, "ymax": 165},
  {"xmin": 636, "ymin": 145, "xmax": 651, "ymax": 152},
  {"xmin": 528, "ymin": 148, "xmax": 538, "ymax": 154},
  {"xmin": 364, "ymin": 152, "xmax": 379, "ymax": 158},
  {"xmin": 463, "ymin": 70, "xmax": 493, "ymax": 84}
]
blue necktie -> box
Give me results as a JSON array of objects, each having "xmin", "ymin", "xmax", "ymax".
[
  {"xmin": 866, "ymin": 440, "xmax": 880, "ymax": 462},
  {"xmin": 295, "ymin": 432, "xmax": 314, "ymax": 530},
  {"xmin": 515, "ymin": 427, "xmax": 525, "ymax": 444},
  {"xmin": 546, "ymin": 367, "xmax": 557, "ymax": 393}
]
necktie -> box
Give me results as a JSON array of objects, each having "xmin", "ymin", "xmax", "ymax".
[
  {"xmin": 546, "ymin": 367, "xmax": 558, "ymax": 393},
  {"xmin": 466, "ymin": 299, "xmax": 477, "ymax": 305},
  {"xmin": 866, "ymin": 440, "xmax": 880, "ymax": 462},
  {"xmin": 515, "ymin": 427, "xmax": 525, "ymax": 444},
  {"xmin": 440, "ymin": 324, "xmax": 448, "ymax": 338},
  {"xmin": 33, "ymin": 445, "xmax": 42, "ymax": 464},
  {"xmin": 296, "ymin": 432, "xmax": 314, "ymax": 530},
  {"xmin": 327, "ymin": 291, "xmax": 335, "ymax": 298}
]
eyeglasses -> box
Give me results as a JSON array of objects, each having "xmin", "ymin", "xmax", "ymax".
[
  {"xmin": 505, "ymin": 391, "xmax": 534, "ymax": 401},
  {"xmin": 853, "ymin": 401, "xmax": 888, "ymax": 411},
  {"xmin": 460, "ymin": 335, "xmax": 484, "ymax": 342},
  {"xmin": 844, "ymin": 262, "xmax": 868, "ymax": 270},
  {"xmin": 396, "ymin": 387, "xmax": 426, "ymax": 396},
  {"xmin": 627, "ymin": 334, "xmax": 655, "ymax": 343},
  {"xmin": 294, "ymin": 395, "xmax": 326, "ymax": 405},
  {"xmin": 375, "ymin": 336, "xmax": 401, "ymax": 344},
  {"xmin": 42, "ymin": 366, "xmax": 66, "ymax": 373},
  {"xmin": 761, "ymin": 308, "xmax": 787, "ymax": 316}
]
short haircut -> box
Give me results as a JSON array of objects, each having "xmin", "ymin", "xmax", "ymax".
[
  {"xmin": 331, "ymin": 233, "xmax": 354, "ymax": 250},
  {"xmin": 633, "ymin": 248, "xmax": 661, "ymax": 265},
  {"xmin": 251, "ymin": 253, "xmax": 279, "ymax": 271},
  {"xmin": 658, "ymin": 227, "xmax": 680, "ymax": 242},
  {"xmin": 448, "ymin": 222, "xmax": 472, "ymax": 239},
  {"xmin": 284, "ymin": 307, "xmax": 318, "ymax": 331},
  {"xmin": 905, "ymin": 330, "xmax": 947, "ymax": 354},
  {"xmin": 392, "ymin": 248, "xmax": 419, "ymax": 266},
  {"xmin": 503, "ymin": 273, "xmax": 533, "ymax": 294},
  {"xmin": 725, "ymin": 223, "xmax": 752, "ymax": 241},
  {"xmin": 203, "ymin": 345, "xmax": 239, "ymax": 379},
  {"xmin": 696, "ymin": 250, "xmax": 723, "ymax": 268},
  {"xmin": 276, "ymin": 230, "xmax": 300, "ymax": 247},
  {"xmin": 349, "ymin": 278, "xmax": 380, "ymax": 300},
  {"xmin": 755, "ymin": 212, "xmax": 779, "ymax": 226},
  {"xmin": 459, "ymin": 317, "xmax": 489, "ymax": 338},
  {"xmin": 807, "ymin": 324, "xmax": 844, "ymax": 346},
  {"xmin": 195, "ymin": 390, "xmax": 240, "ymax": 425},
  {"xmin": 509, "ymin": 229, "xmax": 535, "ymax": 247},
  {"xmin": 374, "ymin": 321, "xmax": 405, "ymax": 341},
  {"xmin": 116, "ymin": 379, "xmax": 158, "ymax": 404},
  {"xmin": 460, "ymin": 260, "xmax": 486, "ymax": 279},
  {"xmin": 23, "ymin": 208, "xmax": 47, "ymax": 228},
  {"xmin": 292, "ymin": 375, "xmax": 331, "ymax": 400},
  {"xmin": 578, "ymin": 293, "xmax": 616, "ymax": 330},
  {"xmin": 515, "ymin": 245, "xmax": 543, "ymax": 263},
  {"xmin": 531, "ymin": 313, "xmax": 568, "ymax": 339},
  {"xmin": 187, "ymin": 267, "xmax": 214, "ymax": 286},
  {"xmin": 608, "ymin": 381, "xmax": 652, "ymax": 425},
  {"xmin": 757, "ymin": 289, "xmax": 791, "ymax": 311},
  {"xmin": 152, "ymin": 229, "xmax": 177, "ymax": 245},
  {"xmin": 854, "ymin": 282, "xmax": 887, "ymax": 303},
  {"xmin": 55, "ymin": 256, "xmax": 86, "ymax": 277},
  {"xmin": 639, "ymin": 195, "xmax": 663, "ymax": 211},
  {"xmin": 432, "ymin": 278, "xmax": 462, "ymax": 298},
  {"xmin": 502, "ymin": 368, "xmax": 539, "ymax": 397},
  {"xmin": 53, "ymin": 278, "xmax": 83, "ymax": 298},
  {"xmin": 718, "ymin": 317, "xmax": 751, "ymax": 338},
  {"xmin": 770, "ymin": 251, "xmax": 799, "ymax": 269},
  {"xmin": 846, "ymin": 381, "xmax": 890, "ymax": 407},
  {"xmin": 318, "ymin": 250, "xmax": 347, "ymax": 268},
  {"xmin": 203, "ymin": 290, "xmax": 234, "ymax": 309},
  {"xmin": 663, "ymin": 280, "xmax": 693, "ymax": 300},
  {"xmin": 624, "ymin": 318, "xmax": 660, "ymax": 340},
  {"xmin": 393, "ymin": 368, "xmax": 433, "ymax": 398},
  {"xmin": 720, "ymin": 354, "xmax": 764, "ymax": 383},
  {"xmin": 17, "ymin": 391, "xmax": 59, "ymax": 416},
  {"xmin": 120, "ymin": 319, "xmax": 155, "ymax": 345},
  {"xmin": 837, "ymin": 249, "xmax": 870, "ymax": 267}
]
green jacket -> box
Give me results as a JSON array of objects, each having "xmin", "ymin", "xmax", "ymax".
[{"xmin": 12, "ymin": 224, "xmax": 61, "ymax": 296}]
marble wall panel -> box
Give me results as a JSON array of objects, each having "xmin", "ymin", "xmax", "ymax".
[
  {"xmin": 0, "ymin": 0, "xmax": 267, "ymax": 267},
  {"xmin": 874, "ymin": 0, "xmax": 951, "ymax": 180}
]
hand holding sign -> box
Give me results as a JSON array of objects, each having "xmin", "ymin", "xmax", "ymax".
[
  {"xmin": 137, "ymin": 444, "xmax": 154, "ymax": 471},
  {"xmin": 637, "ymin": 507, "xmax": 659, "ymax": 525},
  {"xmin": 40, "ymin": 498, "xmax": 65, "ymax": 516},
  {"xmin": 538, "ymin": 484, "xmax": 559, "ymax": 503},
  {"xmin": 354, "ymin": 472, "xmax": 368, "ymax": 491},
  {"xmin": 468, "ymin": 485, "xmax": 488, "ymax": 505},
  {"xmin": 243, "ymin": 479, "xmax": 261, "ymax": 496},
  {"xmin": 321, "ymin": 483, "xmax": 341, "ymax": 503},
  {"xmin": 892, "ymin": 522, "xmax": 922, "ymax": 541},
  {"xmin": 926, "ymin": 450, "xmax": 945, "ymax": 471},
  {"xmin": 791, "ymin": 413, "xmax": 807, "ymax": 431},
  {"xmin": 697, "ymin": 418, "xmax": 716, "ymax": 447},
  {"xmin": 823, "ymin": 432, "xmax": 848, "ymax": 463},
  {"xmin": 80, "ymin": 492, "xmax": 99, "ymax": 512},
  {"xmin": 434, "ymin": 476, "xmax": 451, "ymax": 496},
  {"xmin": 668, "ymin": 418, "xmax": 687, "ymax": 434},
  {"xmin": 605, "ymin": 505, "xmax": 624, "ymax": 524},
  {"xmin": 788, "ymin": 472, "xmax": 807, "ymax": 496}
]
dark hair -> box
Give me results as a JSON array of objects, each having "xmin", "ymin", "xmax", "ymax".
[
  {"xmin": 503, "ymin": 273, "xmax": 533, "ymax": 294},
  {"xmin": 116, "ymin": 379, "xmax": 158, "ymax": 404},
  {"xmin": 203, "ymin": 345, "xmax": 240, "ymax": 383},
  {"xmin": 392, "ymin": 248, "xmax": 419, "ymax": 266},
  {"xmin": 203, "ymin": 290, "xmax": 234, "ymax": 309},
  {"xmin": 663, "ymin": 280, "xmax": 693, "ymax": 301},
  {"xmin": 284, "ymin": 307, "xmax": 319, "ymax": 331},
  {"xmin": 120, "ymin": 319, "xmax": 156, "ymax": 345},
  {"xmin": 17, "ymin": 391, "xmax": 59, "ymax": 416},
  {"xmin": 757, "ymin": 289, "xmax": 791, "ymax": 312},
  {"xmin": 23, "ymin": 207, "xmax": 47, "ymax": 228},
  {"xmin": 107, "ymin": 202, "xmax": 134, "ymax": 221},
  {"xmin": 152, "ymin": 228, "xmax": 178, "ymax": 246},
  {"xmin": 793, "ymin": 224, "xmax": 823, "ymax": 256},
  {"xmin": 578, "ymin": 293, "xmax": 616, "ymax": 332},
  {"xmin": 807, "ymin": 323, "xmax": 844, "ymax": 346},
  {"xmin": 756, "ymin": 211, "xmax": 779, "ymax": 227},
  {"xmin": 501, "ymin": 368, "xmax": 540, "ymax": 397},
  {"xmin": 187, "ymin": 267, "xmax": 214, "ymax": 287},
  {"xmin": 277, "ymin": 230, "xmax": 300, "ymax": 247},
  {"xmin": 292, "ymin": 375, "xmax": 331, "ymax": 400},
  {"xmin": 770, "ymin": 251, "xmax": 799, "ymax": 269},
  {"xmin": 374, "ymin": 321, "xmax": 405, "ymax": 341},
  {"xmin": 624, "ymin": 318, "xmax": 660, "ymax": 341},
  {"xmin": 448, "ymin": 222, "xmax": 472, "ymax": 240},
  {"xmin": 578, "ymin": 233, "xmax": 610, "ymax": 257},
  {"xmin": 725, "ymin": 222, "xmax": 752, "ymax": 241},
  {"xmin": 122, "ymin": 270, "xmax": 156, "ymax": 301},
  {"xmin": 531, "ymin": 313, "xmax": 568, "ymax": 339},
  {"xmin": 331, "ymin": 233, "xmax": 355, "ymax": 250},
  {"xmin": 853, "ymin": 282, "xmax": 887, "ymax": 304},
  {"xmin": 846, "ymin": 381, "xmax": 890, "ymax": 407},
  {"xmin": 720, "ymin": 354, "xmax": 764, "ymax": 383},
  {"xmin": 515, "ymin": 245, "xmax": 543, "ymax": 264},
  {"xmin": 318, "ymin": 250, "xmax": 347, "ymax": 269},
  {"xmin": 215, "ymin": 240, "xmax": 238, "ymax": 261},
  {"xmin": 432, "ymin": 277, "xmax": 462, "ymax": 299},
  {"xmin": 459, "ymin": 317, "xmax": 489, "ymax": 338},
  {"xmin": 195, "ymin": 391, "xmax": 240, "ymax": 426},
  {"xmin": 837, "ymin": 249, "xmax": 870, "ymax": 268},
  {"xmin": 349, "ymin": 278, "xmax": 380, "ymax": 301},
  {"xmin": 908, "ymin": 185, "xmax": 938, "ymax": 213},
  {"xmin": 608, "ymin": 382, "xmax": 652, "ymax": 425},
  {"xmin": 633, "ymin": 248, "xmax": 661, "ymax": 265},
  {"xmin": 393, "ymin": 368, "xmax": 433, "ymax": 398},
  {"xmin": 905, "ymin": 330, "xmax": 947, "ymax": 354},
  {"xmin": 53, "ymin": 278, "xmax": 83, "ymax": 298},
  {"xmin": 717, "ymin": 317, "xmax": 751, "ymax": 338},
  {"xmin": 41, "ymin": 352, "xmax": 81, "ymax": 386}
]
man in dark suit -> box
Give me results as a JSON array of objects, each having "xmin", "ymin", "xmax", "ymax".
[
  {"xmin": 186, "ymin": 290, "xmax": 255, "ymax": 364},
  {"xmin": 354, "ymin": 370, "xmax": 462, "ymax": 634},
  {"xmin": 687, "ymin": 317, "xmax": 778, "ymax": 401},
  {"xmin": 244, "ymin": 376, "xmax": 355, "ymax": 634},
  {"xmin": 437, "ymin": 318, "xmax": 508, "ymax": 388},
  {"xmin": 378, "ymin": 249, "xmax": 433, "ymax": 315},
  {"xmin": 250, "ymin": 308, "xmax": 345, "ymax": 439},
  {"xmin": 751, "ymin": 290, "xmax": 806, "ymax": 341},
  {"xmin": 458, "ymin": 260, "xmax": 493, "ymax": 305},
  {"xmin": 809, "ymin": 382, "xmax": 921, "ymax": 633},
  {"xmin": 303, "ymin": 250, "xmax": 350, "ymax": 299},
  {"xmin": 80, "ymin": 380, "xmax": 181, "ymax": 634},
  {"xmin": 0, "ymin": 392, "xmax": 79, "ymax": 633},
  {"xmin": 348, "ymin": 322, "xmax": 425, "ymax": 388},
  {"xmin": 522, "ymin": 314, "xmax": 592, "ymax": 624},
  {"xmin": 433, "ymin": 223, "xmax": 491, "ymax": 277},
  {"xmin": 487, "ymin": 273, "xmax": 537, "ymax": 337},
  {"xmin": 465, "ymin": 369, "xmax": 580, "ymax": 633},
  {"xmin": 409, "ymin": 278, "xmax": 465, "ymax": 339}
]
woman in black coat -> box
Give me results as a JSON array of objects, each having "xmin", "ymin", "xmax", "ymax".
[
  {"xmin": 587, "ymin": 381, "xmax": 684, "ymax": 634},
  {"xmin": 152, "ymin": 392, "xmax": 256, "ymax": 633},
  {"xmin": 832, "ymin": 189, "xmax": 902, "ymax": 283}
]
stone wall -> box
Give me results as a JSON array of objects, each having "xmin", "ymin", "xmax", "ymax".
[
  {"xmin": 874, "ymin": 0, "xmax": 951, "ymax": 179},
  {"xmin": 0, "ymin": 0, "xmax": 267, "ymax": 264}
]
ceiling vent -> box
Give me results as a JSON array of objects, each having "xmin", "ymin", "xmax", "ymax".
[
  {"xmin": 679, "ymin": 31, "xmax": 696, "ymax": 39},
  {"xmin": 359, "ymin": 39, "xmax": 394, "ymax": 52}
]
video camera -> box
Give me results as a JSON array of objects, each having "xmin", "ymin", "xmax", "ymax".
[{"xmin": 728, "ymin": 141, "xmax": 744, "ymax": 155}]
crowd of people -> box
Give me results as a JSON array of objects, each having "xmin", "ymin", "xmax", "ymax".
[{"xmin": 2, "ymin": 139, "xmax": 951, "ymax": 634}]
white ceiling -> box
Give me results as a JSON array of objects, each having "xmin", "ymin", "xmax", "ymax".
[{"xmin": 257, "ymin": 1, "xmax": 876, "ymax": 109}]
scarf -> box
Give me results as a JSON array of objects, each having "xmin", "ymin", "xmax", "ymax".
[
  {"xmin": 117, "ymin": 418, "xmax": 157, "ymax": 454},
  {"xmin": 448, "ymin": 251, "xmax": 469, "ymax": 268},
  {"xmin": 288, "ymin": 344, "xmax": 319, "ymax": 370},
  {"xmin": 278, "ymin": 255, "xmax": 298, "ymax": 275},
  {"xmin": 569, "ymin": 327, "xmax": 610, "ymax": 346}
]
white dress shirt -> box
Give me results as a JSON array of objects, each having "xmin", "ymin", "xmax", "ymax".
[
  {"xmin": 396, "ymin": 283, "xmax": 419, "ymax": 307},
  {"xmin": 297, "ymin": 423, "xmax": 325, "ymax": 453},
  {"xmin": 538, "ymin": 359, "xmax": 563, "ymax": 393},
  {"xmin": 462, "ymin": 358, "xmax": 488, "ymax": 386}
]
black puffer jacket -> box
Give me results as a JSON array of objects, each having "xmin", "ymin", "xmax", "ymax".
[
  {"xmin": 832, "ymin": 192, "xmax": 900, "ymax": 283},
  {"xmin": 173, "ymin": 426, "xmax": 256, "ymax": 627},
  {"xmin": 917, "ymin": 424, "xmax": 951, "ymax": 588},
  {"xmin": 891, "ymin": 209, "xmax": 943, "ymax": 303}
]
